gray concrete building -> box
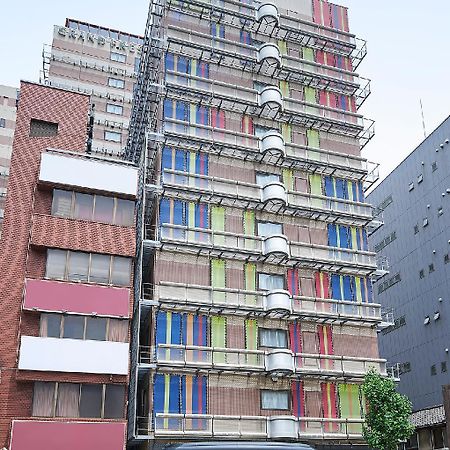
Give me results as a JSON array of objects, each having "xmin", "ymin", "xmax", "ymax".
[{"xmin": 368, "ymin": 115, "xmax": 450, "ymax": 410}]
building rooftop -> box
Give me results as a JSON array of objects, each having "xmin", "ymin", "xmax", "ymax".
[{"xmin": 411, "ymin": 405, "xmax": 446, "ymax": 428}]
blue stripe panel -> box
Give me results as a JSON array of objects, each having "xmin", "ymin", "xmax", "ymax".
[
  {"xmin": 324, "ymin": 176, "xmax": 334, "ymax": 197},
  {"xmin": 173, "ymin": 200, "xmax": 185, "ymax": 226},
  {"xmin": 165, "ymin": 53, "xmax": 175, "ymax": 72},
  {"xmin": 192, "ymin": 376, "xmax": 199, "ymax": 414},
  {"xmin": 160, "ymin": 199, "xmax": 171, "ymax": 225},
  {"xmin": 164, "ymin": 99, "xmax": 173, "ymax": 119},
  {"xmin": 195, "ymin": 153, "xmax": 208, "ymax": 175},
  {"xmin": 343, "ymin": 276, "xmax": 352, "ymax": 300},
  {"xmin": 169, "ymin": 375, "xmax": 181, "ymax": 413},
  {"xmin": 352, "ymin": 181, "xmax": 358, "ymax": 202},
  {"xmin": 362, "ymin": 229, "xmax": 368, "ymax": 251},
  {"xmin": 361, "ymin": 278, "xmax": 367, "ymax": 303},
  {"xmin": 331, "ymin": 274, "xmax": 342, "ymax": 300},
  {"xmin": 176, "ymin": 101, "xmax": 187, "ymax": 121},
  {"xmin": 156, "ymin": 311, "xmax": 167, "ymax": 346},
  {"xmin": 357, "ymin": 181, "xmax": 364, "ymax": 202},
  {"xmin": 153, "ymin": 374, "xmax": 166, "ymax": 413},
  {"xmin": 335, "ymin": 179, "xmax": 346, "ymax": 199},
  {"xmin": 162, "ymin": 147, "xmax": 172, "ymax": 171},
  {"xmin": 195, "ymin": 204, "xmax": 209, "ymax": 228},
  {"xmin": 339, "ymin": 226, "xmax": 349, "ymax": 249},
  {"xmin": 177, "ymin": 56, "xmax": 189, "ymax": 73},
  {"xmin": 196, "ymin": 106, "xmax": 209, "ymax": 125},
  {"xmin": 336, "ymin": 55, "xmax": 344, "ymax": 69},
  {"xmin": 356, "ymin": 228, "xmax": 362, "ymax": 251},
  {"xmin": 328, "ymin": 224, "xmax": 338, "ymax": 247},
  {"xmin": 171, "ymin": 313, "xmax": 182, "ymax": 345},
  {"xmin": 175, "ymin": 149, "xmax": 185, "ymax": 171},
  {"xmin": 367, "ymin": 278, "xmax": 373, "ymax": 303}
]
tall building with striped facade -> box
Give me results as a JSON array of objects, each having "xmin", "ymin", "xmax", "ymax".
[{"xmin": 126, "ymin": 0, "xmax": 389, "ymax": 448}]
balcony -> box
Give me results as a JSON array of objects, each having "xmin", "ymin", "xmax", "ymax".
[
  {"xmin": 139, "ymin": 413, "xmax": 364, "ymax": 440},
  {"xmin": 260, "ymin": 130, "xmax": 285, "ymax": 157},
  {"xmin": 10, "ymin": 420, "xmax": 127, "ymax": 450},
  {"xmin": 38, "ymin": 149, "xmax": 138, "ymax": 197},
  {"xmin": 160, "ymin": 170, "xmax": 373, "ymax": 226},
  {"xmin": 373, "ymin": 256, "xmax": 389, "ymax": 280},
  {"xmin": 18, "ymin": 336, "xmax": 129, "ymax": 375},
  {"xmin": 151, "ymin": 281, "xmax": 382, "ymax": 324},
  {"xmin": 151, "ymin": 343, "xmax": 386, "ymax": 379},
  {"xmin": 263, "ymin": 234, "xmax": 289, "ymax": 257},
  {"xmin": 259, "ymin": 86, "xmax": 283, "ymax": 113},
  {"xmin": 257, "ymin": 43, "xmax": 282, "ymax": 68},
  {"xmin": 23, "ymin": 278, "xmax": 130, "ymax": 318},
  {"xmin": 163, "ymin": 119, "xmax": 368, "ymax": 179},
  {"xmin": 256, "ymin": 3, "xmax": 280, "ymax": 26}
]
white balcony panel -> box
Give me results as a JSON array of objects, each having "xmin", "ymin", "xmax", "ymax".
[
  {"xmin": 39, "ymin": 152, "xmax": 138, "ymax": 197},
  {"xmin": 260, "ymin": 131, "xmax": 285, "ymax": 156},
  {"xmin": 268, "ymin": 417, "xmax": 297, "ymax": 439},
  {"xmin": 266, "ymin": 289, "xmax": 292, "ymax": 313},
  {"xmin": 256, "ymin": 3, "xmax": 280, "ymax": 24},
  {"xmin": 259, "ymin": 86, "xmax": 283, "ymax": 112},
  {"xmin": 18, "ymin": 336, "xmax": 129, "ymax": 375},
  {"xmin": 257, "ymin": 43, "xmax": 282, "ymax": 67},
  {"xmin": 266, "ymin": 350, "xmax": 294, "ymax": 374}
]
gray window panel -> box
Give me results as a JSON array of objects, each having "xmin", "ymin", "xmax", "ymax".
[
  {"xmin": 46, "ymin": 249, "xmax": 67, "ymax": 280},
  {"xmin": 67, "ymin": 252, "xmax": 89, "ymax": 282},
  {"xmin": 256, "ymin": 173, "xmax": 280, "ymax": 187},
  {"xmin": 30, "ymin": 119, "xmax": 58, "ymax": 137},
  {"xmin": 52, "ymin": 189, "xmax": 73, "ymax": 217},
  {"xmin": 111, "ymin": 256, "xmax": 131, "ymax": 286},
  {"xmin": 85, "ymin": 317, "xmax": 107, "ymax": 341},
  {"xmin": 258, "ymin": 273, "xmax": 285, "ymax": 291},
  {"xmin": 106, "ymin": 103, "xmax": 123, "ymax": 115},
  {"xmin": 261, "ymin": 390, "xmax": 289, "ymax": 410},
  {"xmin": 44, "ymin": 314, "xmax": 61, "ymax": 338},
  {"xmin": 115, "ymin": 198, "xmax": 135, "ymax": 226},
  {"xmin": 93, "ymin": 195, "xmax": 114, "ymax": 224},
  {"xmin": 79, "ymin": 384, "xmax": 102, "ymax": 418},
  {"xmin": 63, "ymin": 316, "xmax": 84, "ymax": 339},
  {"xmin": 104, "ymin": 385, "xmax": 125, "ymax": 419},
  {"xmin": 110, "ymin": 52, "xmax": 126, "ymax": 63},
  {"xmin": 74, "ymin": 192, "xmax": 94, "ymax": 221},
  {"xmin": 260, "ymin": 329, "xmax": 288, "ymax": 348},
  {"xmin": 90, "ymin": 254, "xmax": 111, "ymax": 284},
  {"xmin": 257, "ymin": 222, "xmax": 282, "ymax": 237}
]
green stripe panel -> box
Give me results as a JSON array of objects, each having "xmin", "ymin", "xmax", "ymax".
[
  {"xmin": 212, "ymin": 316, "xmax": 227, "ymax": 363},
  {"xmin": 211, "ymin": 259, "xmax": 226, "ymax": 303},
  {"xmin": 303, "ymin": 47, "xmax": 315, "ymax": 62},
  {"xmin": 282, "ymin": 169, "xmax": 294, "ymax": 191},
  {"xmin": 338, "ymin": 384, "xmax": 362, "ymax": 433},
  {"xmin": 211, "ymin": 206, "xmax": 225, "ymax": 245},
  {"xmin": 304, "ymin": 86, "xmax": 317, "ymax": 104}
]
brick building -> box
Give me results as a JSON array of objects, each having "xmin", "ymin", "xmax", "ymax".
[
  {"xmin": 125, "ymin": 0, "xmax": 388, "ymax": 448},
  {"xmin": 0, "ymin": 81, "xmax": 138, "ymax": 450},
  {"xmin": 0, "ymin": 84, "xmax": 18, "ymax": 235}
]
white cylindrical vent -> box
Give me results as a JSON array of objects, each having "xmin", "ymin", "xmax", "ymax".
[
  {"xmin": 256, "ymin": 3, "xmax": 280, "ymax": 26},
  {"xmin": 257, "ymin": 43, "xmax": 282, "ymax": 68}
]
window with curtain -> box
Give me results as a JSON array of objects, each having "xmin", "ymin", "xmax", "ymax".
[
  {"xmin": 259, "ymin": 329, "xmax": 288, "ymax": 348},
  {"xmin": 56, "ymin": 383, "xmax": 80, "ymax": 418},
  {"xmin": 261, "ymin": 390, "xmax": 289, "ymax": 410},
  {"xmin": 257, "ymin": 221, "xmax": 282, "ymax": 237},
  {"xmin": 40, "ymin": 313, "xmax": 128, "ymax": 343},
  {"xmin": 45, "ymin": 250, "xmax": 132, "ymax": 287},
  {"xmin": 74, "ymin": 193, "xmax": 94, "ymax": 221},
  {"xmin": 258, "ymin": 273, "xmax": 285, "ymax": 291},
  {"xmin": 32, "ymin": 382, "xmax": 55, "ymax": 417},
  {"xmin": 256, "ymin": 173, "xmax": 280, "ymax": 187}
]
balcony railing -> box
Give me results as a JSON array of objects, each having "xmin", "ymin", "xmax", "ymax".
[
  {"xmin": 160, "ymin": 169, "xmax": 373, "ymax": 224},
  {"xmin": 149, "ymin": 281, "xmax": 382, "ymax": 323},
  {"xmin": 147, "ymin": 343, "xmax": 386, "ymax": 377},
  {"xmin": 163, "ymin": 118, "xmax": 368, "ymax": 178},
  {"xmin": 150, "ymin": 224, "xmax": 376, "ymax": 273},
  {"xmin": 136, "ymin": 413, "xmax": 365, "ymax": 439}
]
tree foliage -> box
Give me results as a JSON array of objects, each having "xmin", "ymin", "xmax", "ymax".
[{"xmin": 362, "ymin": 368, "xmax": 415, "ymax": 450}]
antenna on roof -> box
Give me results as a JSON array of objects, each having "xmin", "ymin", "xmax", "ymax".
[{"xmin": 420, "ymin": 98, "xmax": 427, "ymax": 139}]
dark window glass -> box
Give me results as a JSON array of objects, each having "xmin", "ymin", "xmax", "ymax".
[
  {"xmin": 63, "ymin": 316, "xmax": 85, "ymax": 339},
  {"xmin": 46, "ymin": 249, "xmax": 67, "ymax": 280},
  {"xmin": 43, "ymin": 314, "xmax": 61, "ymax": 338},
  {"xmin": 433, "ymin": 427, "xmax": 445, "ymax": 449},
  {"xmin": 67, "ymin": 252, "xmax": 89, "ymax": 282},
  {"xmin": 104, "ymin": 385, "xmax": 125, "ymax": 418},
  {"xmin": 30, "ymin": 119, "xmax": 58, "ymax": 137},
  {"xmin": 111, "ymin": 256, "xmax": 131, "ymax": 286},
  {"xmin": 115, "ymin": 198, "xmax": 135, "ymax": 226},
  {"xmin": 90, "ymin": 254, "xmax": 111, "ymax": 284},
  {"xmin": 74, "ymin": 193, "xmax": 94, "ymax": 221},
  {"xmin": 85, "ymin": 317, "xmax": 107, "ymax": 341},
  {"xmin": 93, "ymin": 195, "xmax": 114, "ymax": 223},
  {"xmin": 79, "ymin": 384, "xmax": 103, "ymax": 418},
  {"xmin": 52, "ymin": 190, "xmax": 73, "ymax": 217}
]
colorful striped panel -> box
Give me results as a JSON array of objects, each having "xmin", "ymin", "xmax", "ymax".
[
  {"xmin": 291, "ymin": 381, "xmax": 305, "ymax": 418},
  {"xmin": 279, "ymin": 80, "xmax": 290, "ymax": 97},
  {"xmin": 342, "ymin": 275, "xmax": 352, "ymax": 301},
  {"xmin": 182, "ymin": 375, "xmax": 208, "ymax": 430},
  {"xmin": 244, "ymin": 262, "xmax": 257, "ymax": 305},
  {"xmin": 211, "ymin": 316, "xmax": 227, "ymax": 363},
  {"xmin": 289, "ymin": 322, "xmax": 302, "ymax": 353},
  {"xmin": 313, "ymin": 0, "xmax": 332, "ymax": 27},
  {"xmin": 304, "ymin": 86, "xmax": 317, "ymax": 104},
  {"xmin": 211, "ymin": 23, "xmax": 225, "ymax": 39},
  {"xmin": 281, "ymin": 124, "xmax": 292, "ymax": 143},
  {"xmin": 330, "ymin": 3, "xmax": 349, "ymax": 32},
  {"xmin": 196, "ymin": 106, "xmax": 209, "ymax": 126},
  {"xmin": 306, "ymin": 129, "xmax": 320, "ymax": 148},
  {"xmin": 154, "ymin": 374, "xmax": 181, "ymax": 429},
  {"xmin": 318, "ymin": 324, "xmax": 334, "ymax": 370},
  {"xmin": 159, "ymin": 199, "xmax": 186, "ymax": 227},
  {"xmin": 324, "ymin": 176, "xmax": 335, "ymax": 197},
  {"xmin": 287, "ymin": 268, "xmax": 300, "ymax": 296},
  {"xmin": 278, "ymin": 40, "xmax": 288, "ymax": 56},
  {"xmin": 194, "ymin": 60, "xmax": 209, "ymax": 78},
  {"xmin": 240, "ymin": 30, "xmax": 252, "ymax": 45},
  {"xmin": 321, "ymin": 382, "xmax": 339, "ymax": 432},
  {"xmin": 338, "ymin": 225, "xmax": 350, "ymax": 249},
  {"xmin": 182, "ymin": 314, "xmax": 208, "ymax": 347},
  {"xmin": 211, "ymin": 206, "xmax": 225, "ymax": 245},
  {"xmin": 303, "ymin": 47, "xmax": 315, "ymax": 62},
  {"xmin": 211, "ymin": 108, "xmax": 226, "ymax": 130},
  {"xmin": 327, "ymin": 224, "xmax": 338, "ymax": 248},
  {"xmin": 314, "ymin": 272, "xmax": 330, "ymax": 299},
  {"xmin": 308, "ymin": 174, "xmax": 322, "ymax": 196},
  {"xmin": 338, "ymin": 384, "xmax": 363, "ymax": 433},
  {"xmin": 241, "ymin": 115, "xmax": 254, "ymax": 135}
]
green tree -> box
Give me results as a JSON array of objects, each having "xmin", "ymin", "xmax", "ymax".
[{"xmin": 362, "ymin": 368, "xmax": 415, "ymax": 450}]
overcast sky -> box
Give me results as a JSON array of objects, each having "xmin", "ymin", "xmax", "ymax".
[{"xmin": 1, "ymin": 1, "xmax": 449, "ymax": 183}]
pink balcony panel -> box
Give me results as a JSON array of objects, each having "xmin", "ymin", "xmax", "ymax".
[
  {"xmin": 10, "ymin": 420, "xmax": 126, "ymax": 450},
  {"xmin": 23, "ymin": 278, "xmax": 130, "ymax": 318}
]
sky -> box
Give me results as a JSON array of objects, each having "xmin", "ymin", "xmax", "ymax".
[{"xmin": 1, "ymin": 1, "xmax": 450, "ymax": 183}]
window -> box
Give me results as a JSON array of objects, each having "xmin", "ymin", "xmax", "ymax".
[
  {"xmin": 400, "ymin": 362, "xmax": 411, "ymax": 374},
  {"xmin": 45, "ymin": 249, "xmax": 132, "ymax": 287},
  {"xmin": 254, "ymin": 125, "xmax": 272, "ymax": 138},
  {"xmin": 108, "ymin": 77, "xmax": 125, "ymax": 89},
  {"xmin": 257, "ymin": 221, "xmax": 282, "ymax": 237},
  {"xmin": 258, "ymin": 273, "xmax": 285, "ymax": 291},
  {"xmin": 259, "ymin": 329, "xmax": 288, "ymax": 348},
  {"xmin": 134, "ymin": 57, "xmax": 141, "ymax": 74},
  {"xmin": 432, "ymin": 427, "xmax": 445, "ymax": 449},
  {"xmin": 432, "ymin": 162, "xmax": 438, "ymax": 172},
  {"xmin": 40, "ymin": 314, "xmax": 128, "ymax": 343},
  {"xmin": 52, "ymin": 190, "xmax": 135, "ymax": 227},
  {"xmin": 32, "ymin": 382, "xmax": 125, "ymax": 419},
  {"xmin": 408, "ymin": 182, "xmax": 414, "ymax": 192},
  {"xmin": 256, "ymin": 173, "xmax": 280, "ymax": 187},
  {"xmin": 429, "ymin": 264, "xmax": 435, "ymax": 273},
  {"xmin": 30, "ymin": 119, "xmax": 58, "ymax": 137},
  {"xmin": 0, "ymin": 118, "xmax": 5, "ymax": 128},
  {"xmin": 106, "ymin": 103, "xmax": 124, "ymax": 115},
  {"xmin": 110, "ymin": 52, "xmax": 126, "ymax": 63},
  {"xmin": 419, "ymin": 269, "xmax": 425, "ymax": 279},
  {"xmin": 105, "ymin": 130, "xmax": 122, "ymax": 143},
  {"xmin": 418, "ymin": 174, "xmax": 423, "ymax": 184},
  {"xmin": 441, "ymin": 362, "xmax": 447, "ymax": 373},
  {"xmin": 431, "ymin": 365, "xmax": 437, "ymax": 376},
  {"xmin": 405, "ymin": 432, "xmax": 419, "ymax": 450},
  {"xmin": 261, "ymin": 390, "xmax": 289, "ymax": 410}
]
